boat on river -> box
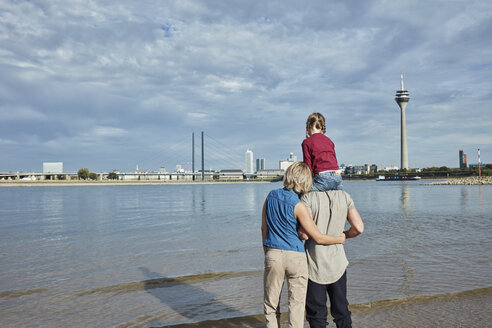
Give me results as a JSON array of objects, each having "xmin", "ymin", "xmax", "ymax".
[{"xmin": 376, "ymin": 175, "xmax": 421, "ymax": 181}]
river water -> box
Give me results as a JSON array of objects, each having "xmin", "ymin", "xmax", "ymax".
[{"xmin": 0, "ymin": 181, "xmax": 491, "ymax": 327}]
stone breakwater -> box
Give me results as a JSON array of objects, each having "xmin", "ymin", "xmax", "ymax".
[{"xmin": 425, "ymin": 176, "xmax": 492, "ymax": 185}]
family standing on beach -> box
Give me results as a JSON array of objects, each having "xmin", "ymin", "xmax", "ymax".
[{"xmin": 262, "ymin": 113, "xmax": 364, "ymax": 328}]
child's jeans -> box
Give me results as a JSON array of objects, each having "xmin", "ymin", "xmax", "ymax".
[{"xmin": 312, "ymin": 170, "xmax": 343, "ymax": 191}]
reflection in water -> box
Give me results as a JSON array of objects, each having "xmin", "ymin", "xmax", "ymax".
[
  {"xmin": 399, "ymin": 257, "xmax": 416, "ymax": 296},
  {"xmin": 400, "ymin": 183, "xmax": 410, "ymax": 212},
  {"xmin": 39, "ymin": 189, "xmax": 66, "ymax": 241},
  {"xmin": 244, "ymin": 184, "xmax": 257, "ymax": 212},
  {"xmin": 460, "ymin": 186, "xmax": 468, "ymax": 208},
  {"xmin": 191, "ymin": 185, "xmax": 206, "ymax": 215},
  {"xmin": 479, "ymin": 185, "xmax": 483, "ymax": 205}
]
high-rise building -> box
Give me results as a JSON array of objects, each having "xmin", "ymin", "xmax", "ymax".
[
  {"xmin": 459, "ymin": 150, "xmax": 467, "ymax": 169},
  {"xmin": 43, "ymin": 162, "xmax": 63, "ymax": 173},
  {"xmin": 245, "ymin": 149, "xmax": 254, "ymax": 174},
  {"xmin": 395, "ymin": 72, "xmax": 410, "ymax": 170},
  {"xmin": 256, "ymin": 158, "xmax": 265, "ymax": 172}
]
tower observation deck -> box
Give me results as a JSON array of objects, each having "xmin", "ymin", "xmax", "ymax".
[{"xmin": 395, "ymin": 72, "xmax": 410, "ymax": 170}]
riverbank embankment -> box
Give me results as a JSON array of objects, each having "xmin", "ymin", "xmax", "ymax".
[
  {"xmin": 424, "ymin": 176, "xmax": 492, "ymax": 185},
  {"xmin": 0, "ymin": 180, "xmax": 272, "ymax": 187}
]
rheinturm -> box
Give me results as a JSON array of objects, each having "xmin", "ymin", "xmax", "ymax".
[{"xmin": 395, "ymin": 72, "xmax": 410, "ymax": 170}]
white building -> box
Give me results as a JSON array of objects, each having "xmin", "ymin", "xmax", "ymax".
[
  {"xmin": 245, "ymin": 149, "xmax": 254, "ymax": 174},
  {"xmin": 43, "ymin": 162, "xmax": 63, "ymax": 173},
  {"xmin": 279, "ymin": 153, "xmax": 297, "ymax": 171},
  {"xmin": 384, "ymin": 165, "xmax": 399, "ymax": 171}
]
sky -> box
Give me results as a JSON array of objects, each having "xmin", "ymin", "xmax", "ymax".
[{"xmin": 1, "ymin": 0, "xmax": 491, "ymax": 173}]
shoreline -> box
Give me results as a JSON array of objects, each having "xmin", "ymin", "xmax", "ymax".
[
  {"xmin": 160, "ymin": 286, "xmax": 492, "ymax": 328},
  {"xmin": 0, "ymin": 180, "xmax": 273, "ymax": 187},
  {"xmin": 2, "ymin": 176, "xmax": 490, "ymax": 187}
]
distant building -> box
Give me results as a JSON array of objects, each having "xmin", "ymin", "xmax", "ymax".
[
  {"xmin": 245, "ymin": 149, "xmax": 254, "ymax": 174},
  {"xmin": 256, "ymin": 158, "xmax": 266, "ymax": 172},
  {"xmin": 256, "ymin": 169, "xmax": 284, "ymax": 180},
  {"xmin": 459, "ymin": 150, "xmax": 467, "ymax": 169},
  {"xmin": 219, "ymin": 169, "xmax": 244, "ymax": 180},
  {"xmin": 344, "ymin": 164, "xmax": 377, "ymax": 174},
  {"xmin": 344, "ymin": 165, "xmax": 367, "ymax": 175},
  {"xmin": 279, "ymin": 153, "xmax": 297, "ymax": 171},
  {"xmin": 384, "ymin": 165, "xmax": 399, "ymax": 171},
  {"xmin": 43, "ymin": 162, "xmax": 63, "ymax": 174}
]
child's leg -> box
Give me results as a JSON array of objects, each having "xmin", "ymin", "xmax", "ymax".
[
  {"xmin": 312, "ymin": 172, "xmax": 343, "ymax": 191},
  {"xmin": 334, "ymin": 172, "xmax": 343, "ymax": 190}
]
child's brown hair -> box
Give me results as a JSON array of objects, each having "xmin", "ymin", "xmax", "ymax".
[{"xmin": 306, "ymin": 112, "xmax": 326, "ymax": 133}]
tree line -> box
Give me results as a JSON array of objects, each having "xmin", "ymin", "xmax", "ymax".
[{"xmin": 77, "ymin": 168, "xmax": 119, "ymax": 180}]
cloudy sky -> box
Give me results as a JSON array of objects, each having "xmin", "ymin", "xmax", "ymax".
[{"xmin": 1, "ymin": 0, "xmax": 491, "ymax": 173}]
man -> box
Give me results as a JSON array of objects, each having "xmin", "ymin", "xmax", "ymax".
[{"xmin": 301, "ymin": 190, "xmax": 364, "ymax": 328}]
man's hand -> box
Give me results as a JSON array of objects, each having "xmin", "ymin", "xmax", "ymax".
[{"xmin": 298, "ymin": 226, "xmax": 309, "ymax": 240}]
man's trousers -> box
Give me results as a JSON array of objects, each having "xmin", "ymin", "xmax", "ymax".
[{"xmin": 305, "ymin": 271, "xmax": 352, "ymax": 328}]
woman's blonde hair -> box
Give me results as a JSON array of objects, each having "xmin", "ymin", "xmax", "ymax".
[
  {"xmin": 283, "ymin": 162, "xmax": 313, "ymax": 195},
  {"xmin": 306, "ymin": 112, "xmax": 326, "ymax": 133}
]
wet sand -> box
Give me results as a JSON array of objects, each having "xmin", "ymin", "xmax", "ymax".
[{"xmin": 161, "ymin": 287, "xmax": 492, "ymax": 328}]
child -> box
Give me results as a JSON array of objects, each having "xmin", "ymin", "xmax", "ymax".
[{"xmin": 302, "ymin": 112, "xmax": 343, "ymax": 191}]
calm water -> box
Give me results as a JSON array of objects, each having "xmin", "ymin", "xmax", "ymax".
[{"xmin": 0, "ymin": 181, "xmax": 491, "ymax": 327}]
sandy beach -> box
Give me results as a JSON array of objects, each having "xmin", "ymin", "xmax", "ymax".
[{"xmin": 161, "ymin": 287, "xmax": 492, "ymax": 328}]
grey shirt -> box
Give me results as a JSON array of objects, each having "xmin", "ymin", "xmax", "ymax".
[{"xmin": 301, "ymin": 190, "xmax": 355, "ymax": 284}]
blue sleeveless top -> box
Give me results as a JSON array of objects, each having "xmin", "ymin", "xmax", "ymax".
[{"xmin": 264, "ymin": 187, "xmax": 304, "ymax": 252}]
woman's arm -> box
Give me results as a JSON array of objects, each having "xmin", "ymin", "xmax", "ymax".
[
  {"xmin": 344, "ymin": 208, "xmax": 364, "ymax": 238},
  {"xmin": 261, "ymin": 200, "xmax": 268, "ymax": 254},
  {"xmin": 295, "ymin": 202, "xmax": 345, "ymax": 245}
]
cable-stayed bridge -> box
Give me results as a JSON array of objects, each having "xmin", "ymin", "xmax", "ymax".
[{"xmin": 1, "ymin": 132, "xmax": 248, "ymax": 181}]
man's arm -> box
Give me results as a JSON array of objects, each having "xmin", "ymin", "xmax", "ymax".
[
  {"xmin": 261, "ymin": 200, "xmax": 268, "ymax": 254},
  {"xmin": 295, "ymin": 202, "xmax": 345, "ymax": 245},
  {"xmin": 344, "ymin": 208, "xmax": 364, "ymax": 238}
]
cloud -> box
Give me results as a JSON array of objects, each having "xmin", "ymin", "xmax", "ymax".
[{"xmin": 1, "ymin": 0, "xmax": 491, "ymax": 172}]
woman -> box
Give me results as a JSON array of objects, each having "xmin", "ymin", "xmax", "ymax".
[{"xmin": 261, "ymin": 162, "xmax": 346, "ymax": 328}]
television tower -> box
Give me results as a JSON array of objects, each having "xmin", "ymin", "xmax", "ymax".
[{"xmin": 395, "ymin": 72, "xmax": 410, "ymax": 170}]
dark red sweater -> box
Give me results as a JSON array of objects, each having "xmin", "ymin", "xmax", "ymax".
[{"xmin": 302, "ymin": 133, "xmax": 339, "ymax": 174}]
